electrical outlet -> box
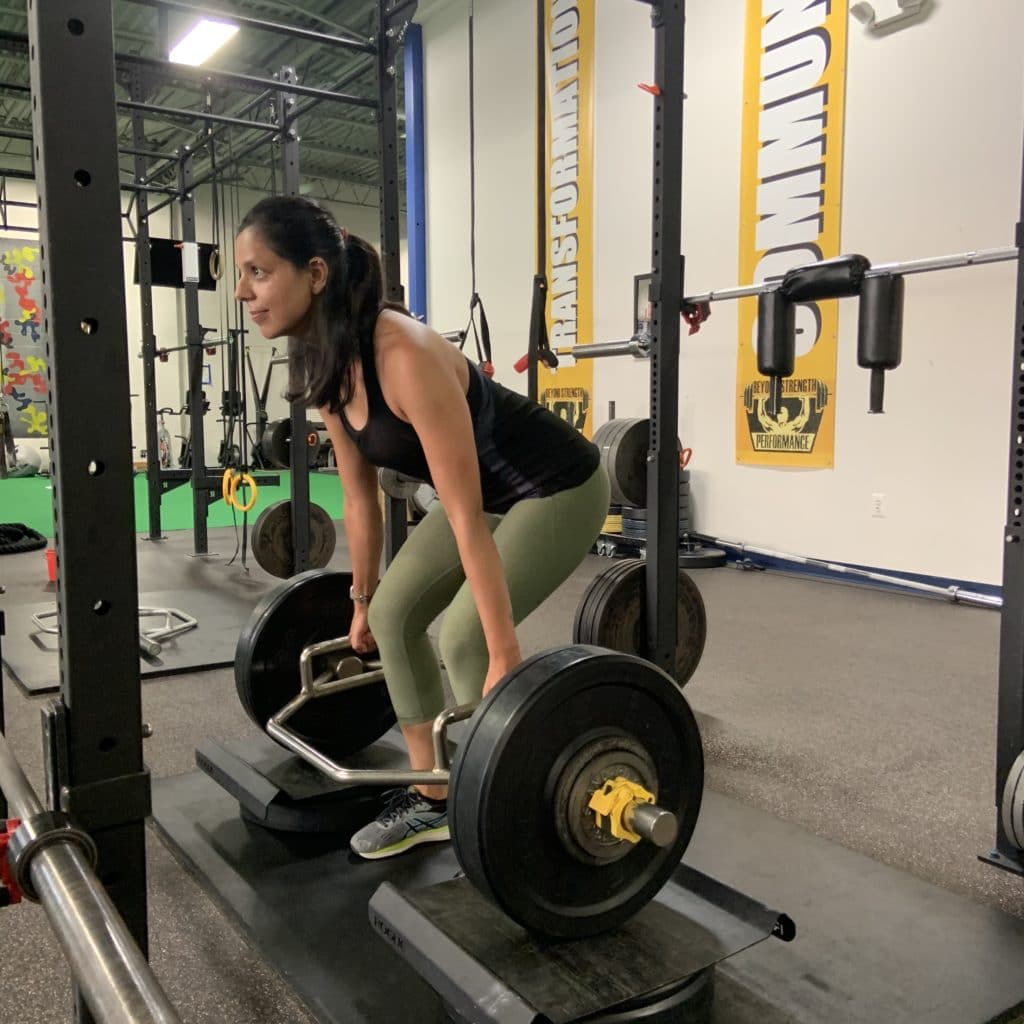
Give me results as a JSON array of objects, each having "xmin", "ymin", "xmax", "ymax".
[{"xmin": 871, "ymin": 492, "xmax": 886, "ymax": 518}]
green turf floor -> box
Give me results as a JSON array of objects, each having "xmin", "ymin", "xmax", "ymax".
[{"xmin": 0, "ymin": 470, "xmax": 344, "ymax": 539}]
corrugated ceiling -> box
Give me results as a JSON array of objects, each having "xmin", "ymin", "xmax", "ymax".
[{"xmin": 0, "ymin": 0, "xmax": 407, "ymax": 206}]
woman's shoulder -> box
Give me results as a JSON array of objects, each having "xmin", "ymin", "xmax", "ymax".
[
  {"xmin": 376, "ymin": 311, "xmax": 453, "ymax": 363},
  {"xmin": 374, "ymin": 314, "xmax": 467, "ymax": 399},
  {"xmin": 375, "ymin": 308, "xmax": 423, "ymax": 348},
  {"xmin": 373, "ymin": 313, "xmax": 438, "ymax": 387}
]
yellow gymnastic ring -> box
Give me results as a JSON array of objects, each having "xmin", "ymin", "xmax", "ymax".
[
  {"xmin": 233, "ymin": 473, "xmax": 257, "ymax": 512},
  {"xmin": 221, "ymin": 468, "xmax": 258, "ymax": 512}
]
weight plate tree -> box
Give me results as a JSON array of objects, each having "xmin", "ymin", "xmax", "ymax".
[
  {"xmin": 449, "ymin": 645, "xmax": 704, "ymax": 939},
  {"xmin": 235, "ymin": 569, "xmax": 396, "ymax": 759},
  {"xmin": 573, "ymin": 559, "xmax": 707, "ymax": 686}
]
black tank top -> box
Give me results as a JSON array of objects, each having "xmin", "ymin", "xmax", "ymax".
[{"xmin": 339, "ymin": 330, "xmax": 599, "ymax": 514}]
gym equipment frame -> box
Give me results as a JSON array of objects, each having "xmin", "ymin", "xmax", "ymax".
[{"xmin": 0, "ymin": 3, "xmax": 413, "ymax": 1021}]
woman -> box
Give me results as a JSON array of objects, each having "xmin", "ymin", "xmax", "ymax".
[{"xmin": 234, "ymin": 196, "xmax": 610, "ymax": 860}]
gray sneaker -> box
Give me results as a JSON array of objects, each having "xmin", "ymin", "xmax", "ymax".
[{"xmin": 350, "ymin": 787, "xmax": 450, "ymax": 860}]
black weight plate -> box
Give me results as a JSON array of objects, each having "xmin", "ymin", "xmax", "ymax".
[
  {"xmin": 571, "ymin": 570, "xmax": 603, "ymax": 650},
  {"xmin": 572, "ymin": 558, "xmax": 707, "ymax": 687},
  {"xmin": 261, "ymin": 419, "xmax": 320, "ymax": 470},
  {"xmin": 262, "ymin": 419, "xmax": 291, "ymax": 469},
  {"xmin": 588, "ymin": 559, "xmax": 638, "ymax": 626},
  {"xmin": 252, "ymin": 500, "xmax": 337, "ymax": 578},
  {"xmin": 571, "ymin": 566, "xmax": 612, "ymax": 659},
  {"xmin": 574, "ymin": 559, "xmax": 634, "ymax": 658},
  {"xmin": 1002, "ymin": 750, "xmax": 1024, "ymax": 850},
  {"xmin": 235, "ymin": 569, "xmax": 397, "ymax": 759},
  {"xmin": 678, "ymin": 545, "xmax": 726, "ymax": 569},
  {"xmin": 450, "ymin": 646, "xmax": 703, "ymax": 940},
  {"xmin": 592, "ymin": 418, "xmax": 627, "ymax": 454},
  {"xmin": 583, "ymin": 561, "xmax": 648, "ymax": 671},
  {"xmin": 249, "ymin": 503, "xmax": 281, "ymax": 575},
  {"xmin": 594, "ymin": 419, "xmax": 635, "ymax": 503},
  {"xmin": 606, "ymin": 419, "xmax": 649, "ymax": 507},
  {"xmin": 597, "ymin": 420, "xmax": 691, "ymax": 509}
]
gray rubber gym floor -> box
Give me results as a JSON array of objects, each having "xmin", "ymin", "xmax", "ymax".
[{"xmin": 0, "ymin": 524, "xmax": 1022, "ymax": 1022}]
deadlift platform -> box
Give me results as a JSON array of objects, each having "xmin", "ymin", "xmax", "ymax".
[
  {"xmin": 195, "ymin": 734, "xmax": 410, "ymax": 833},
  {"xmin": 368, "ymin": 868, "xmax": 786, "ymax": 1024},
  {"xmin": 167, "ymin": 733, "xmax": 788, "ymax": 1024},
  {"xmin": 152, "ymin": 733, "xmax": 1024, "ymax": 1024}
]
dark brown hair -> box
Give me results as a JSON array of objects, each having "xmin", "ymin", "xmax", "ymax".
[{"xmin": 237, "ymin": 195, "xmax": 406, "ymax": 411}]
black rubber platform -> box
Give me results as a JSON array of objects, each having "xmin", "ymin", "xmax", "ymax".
[
  {"xmin": 1, "ymin": 586, "xmax": 268, "ymax": 694},
  {"xmin": 196, "ymin": 735, "xmax": 412, "ymax": 833},
  {"xmin": 368, "ymin": 867, "xmax": 781, "ymax": 1023},
  {"xmin": 151, "ymin": 769, "xmax": 1024, "ymax": 1024}
]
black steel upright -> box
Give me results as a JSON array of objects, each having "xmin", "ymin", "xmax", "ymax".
[
  {"xmin": 377, "ymin": 6, "xmax": 405, "ymax": 313},
  {"xmin": 27, "ymin": 6, "xmax": 151, "ymax": 1022},
  {"xmin": 130, "ymin": 71, "xmax": 163, "ymax": 541},
  {"xmin": 992, "ymin": 130, "xmax": 1024, "ymax": 870},
  {"xmin": 280, "ymin": 65, "xmax": 312, "ymax": 574},
  {"xmin": 645, "ymin": 0, "xmax": 684, "ymax": 676},
  {"xmin": 528, "ymin": 0, "xmax": 547, "ymax": 404},
  {"xmin": 178, "ymin": 150, "xmax": 211, "ymax": 553},
  {"xmin": 379, "ymin": 1, "xmax": 412, "ymax": 561}
]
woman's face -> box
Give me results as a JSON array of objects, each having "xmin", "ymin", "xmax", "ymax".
[{"xmin": 234, "ymin": 226, "xmax": 316, "ymax": 339}]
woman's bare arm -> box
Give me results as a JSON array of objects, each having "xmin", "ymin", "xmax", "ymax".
[{"xmin": 320, "ymin": 407, "xmax": 382, "ymax": 602}]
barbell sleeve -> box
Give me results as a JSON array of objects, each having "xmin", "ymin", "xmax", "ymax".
[
  {"xmin": 568, "ymin": 338, "xmax": 646, "ymax": 360},
  {"xmin": 624, "ymin": 802, "xmax": 679, "ymax": 848}
]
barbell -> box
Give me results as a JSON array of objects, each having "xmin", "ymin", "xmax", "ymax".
[{"xmin": 234, "ymin": 569, "xmax": 705, "ymax": 940}]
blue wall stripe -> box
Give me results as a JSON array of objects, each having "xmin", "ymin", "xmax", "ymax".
[{"xmin": 404, "ymin": 23, "xmax": 427, "ymax": 321}]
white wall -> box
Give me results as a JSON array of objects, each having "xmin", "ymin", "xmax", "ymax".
[
  {"xmin": 420, "ymin": 0, "xmax": 535, "ymax": 385},
  {"xmin": 419, "ymin": 0, "xmax": 1024, "ymax": 585},
  {"xmin": 2, "ymin": 179, "xmax": 401, "ymax": 468}
]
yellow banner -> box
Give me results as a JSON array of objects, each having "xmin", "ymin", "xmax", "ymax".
[
  {"xmin": 736, "ymin": 0, "xmax": 849, "ymax": 467},
  {"xmin": 539, "ymin": 0, "xmax": 594, "ymax": 436}
]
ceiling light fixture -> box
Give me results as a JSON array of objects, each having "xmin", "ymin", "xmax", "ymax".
[{"xmin": 169, "ymin": 19, "xmax": 239, "ymax": 66}]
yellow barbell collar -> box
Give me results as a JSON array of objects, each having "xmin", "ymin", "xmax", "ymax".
[{"xmin": 587, "ymin": 776, "xmax": 656, "ymax": 845}]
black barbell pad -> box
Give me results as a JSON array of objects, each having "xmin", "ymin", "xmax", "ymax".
[
  {"xmin": 780, "ymin": 253, "xmax": 871, "ymax": 302},
  {"xmin": 757, "ymin": 289, "xmax": 796, "ymax": 379},
  {"xmin": 857, "ymin": 273, "xmax": 905, "ymax": 371}
]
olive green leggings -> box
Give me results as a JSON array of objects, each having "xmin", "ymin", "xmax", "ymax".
[{"xmin": 367, "ymin": 465, "xmax": 610, "ymax": 725}]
